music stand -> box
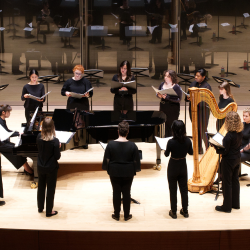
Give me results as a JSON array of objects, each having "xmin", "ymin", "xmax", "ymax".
[
  {"xmin": 177, "ymin": 74, "xmax": 195, "ymax": 125},
  {"xmin": 58, "ymin": 27, "xmax": 75, "ymax": 49},
  {"xmin": 38, "ymin": 75, "xmax": 59, "ymax": 111},
  {"xmin": 131, "ymin": 67, "xmax": 149, "ymax": 111},
  {"xmin": 125, "ymin": 25, "xmax": 146, "ymax": 51},
  {"xmin": 87, "ymin": 26, "xmax": 111, "ymax": 51},
  {"xmin": 212, "ymin": 76, "xmax": 240, "ymax": 88},
  {"xmin": 0, "ymin": 84, "xmax": 8, "ymax": 91},
  {"xmin": 220, "ymin": 52, "xmax": 237, "ymax": 77},
  {"xmin": 211, "ymin": 0, "xmax": 225, "ymax": 41},
  {"xmin": 237, "ymin": 13, "xmax": 249, "ymax": 29}
]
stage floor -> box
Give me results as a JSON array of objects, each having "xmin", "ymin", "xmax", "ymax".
[{"xmin": 1, "ymin": 108, "xmax": 250, "ymax": 232}]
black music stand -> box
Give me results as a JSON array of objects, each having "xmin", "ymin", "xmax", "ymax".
[
  {"xmin": 58, "ymin": 27, "xmax": 75, "ymax": 49},
  {"xmin": 125, "ymin": 25, "xmax": 146, "ymax": 51},
  {"xmin": 237, "ymin": 13, "xmax": 249, "ymax": 29},
  {"xmin": 0, "ymin": 84, "xmax": 9, "ymax": 91},
  {"xmin": 219, "ymin": 52, "xmax": 237, "ymax": 77},
  {"xmin": 38, "ymin": 75, "xmax": 59, "ymax": 111},
  {"xmin": 228, "ymin": 6, "xmax": 242, "ymax": 35},
  {"xmin": 211, "ymin": 0, "xmax": 225, "ymax": 41},
  {"xmin": 131, "ymin": 67, "xmax": 149, "ymax": 111},
  {"xmin": 87, "ymin": 26, "xmax": 111, "ymax": 51},
  {"xmin": 212, "ymin": 76, "xmax": 240, "ymax": 88},
  {"xmin": 163, "ymin": 25, "xmax": 172, "ymax": 49},
  {"xmin": 177, "ymin": 74, "xmax": 195, "ymax": 125}
]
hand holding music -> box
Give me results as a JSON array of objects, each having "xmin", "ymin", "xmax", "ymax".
[
  {"xmin": 24, "ymin": 94, "xmax": 30, "ymax": 98},
  {"xmin": 82, "ymin": 92, "xmax": 90, "ymax": 98},
  {"xmin": 119, "ymin": 87, "xmax": 128, "ymax": 91},
  {"xmin": 66, "ymin": 91, "xmax": 71, "ymax": 97},
  {"xmin": 157, "ymin": 93, "xmax": 163, "ymax": 99},
  {"xmin": 37, "ymin": 98, "xmax": 44, "ymax": 102}
]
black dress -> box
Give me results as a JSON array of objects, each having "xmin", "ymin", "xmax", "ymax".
[
  {"xmin": 61, "ymin": 77, "xmax": 93, "ymax": 110},
  {"xmin": 21, "ymin": 83, "xmax": 45, "ymax": 123},
  {"xmin": 165, "ymin": 137, "xmax": 193, "ymax": 213},
  {"xmin": 158, "ymin": 83, "xmax": 182, "ymax": 137},
  {"xmin": 217, "ymin": 97, "xmax": 234, "ymax": 131},
  {"xmin": 37, "ymin": 133, "xmax": 61, "ymax": 214},
  {"xmin": 0, "ymin": 117, "xmax": 27, "ymax": 170},
  {"xmin": 215, "ymin": 131, "xmax": 242, "ymax": 211},
  {"xmin": 102, "ymin": 140, "xmax": 141, "ymax": 218},
  {"xmin": 185, "ymin": 80, "xmax": 212, "ymax": 153},
  {"xmin": 240, "ymin": 122, "xmax": 250, "ymax": 162},
  {"xmin": 111, "ymin": 74, "xmax": 136, "ymax": 111}
]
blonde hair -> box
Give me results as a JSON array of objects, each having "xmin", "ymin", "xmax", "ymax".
[
  {"xmin": 243, "ymin": 108, "xmax": 250, "ymax": 116},
  {"xmin": 41, "ymin": 117, "xmax": 55, "ymax": 141},
  {"xmin": 225, "ymin": 111, "xmax": 243, "ymax": 133}
]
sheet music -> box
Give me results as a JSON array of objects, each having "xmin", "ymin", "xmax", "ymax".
[
  {"xmin": 99, "ymin": 141, "xmax": 107, "ymax": 150},
  {"xmin": 221, "ymin": 23, "xmax": 230, "ymax": 27},
  {"xmin": 0, "ymin": 27, "xmax": 5, "ymax": 31},
  {"xmin": 152, "ymin": 86, "xmax": 178, "ymax": 96},
  {"xmin": 28, "ymin": 91, "xmax": 51, "ymax": 100},
  {"xmin": 111, "ymin": 13, "xmax": 119, "ymax": 19},
  {"xmin": 69, "ymin": 87, "xmax": 94, "ymax": 99},
  {"xmin": 243, "ymin": 13, "xmax": 250, "ymax": 18},
  {"xmin": 55, "ymin": 131, "xmax": 75, "ymax": 144},
  {"xmin": 23, "ymin": 27, "xmax": 33, "ymax": 31},
  {"xmin": 209, "ymin": 132, "xmax": 224, "ymax": 148},
  {"xmin": 28, "ymin": 107, "xmax": 39, "ymax": 132},
  {"xmin": 147, "ymin": 26, "xmax": 158, "ymax": 34},
  {"xmin": 180, "ymin": 88, "xmax": 190, "ymax": 97},
  {"xmin": 155, "ymin": 136, "xmax": 173, "ymax": 151},
  {"xmin": 0, "ymin": 124, "xmax": 14, "ymax": 141}
]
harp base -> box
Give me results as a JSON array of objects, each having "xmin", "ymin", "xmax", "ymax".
[{"xmin": 188, "ymin": 178, "xmax": 212, "ymax": 195}]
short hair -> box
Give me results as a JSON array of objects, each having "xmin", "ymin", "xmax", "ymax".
[
  {"xmin": 218, "ymin": 81, "xmax": 234, "ymax": 101},
  {"xmin": 171, "ymin": 120, "xmax": 186, "ymax": 142},
  {"xmin": 73, "ymin": 65, "xmax": 84, "ymax": 74},
  {"xmin": 163, "ymin": 69, "xmax": 178, "ymax": 85},
  {"xmin": 243, "ymin": 108, "xmax": 250, "ymax": 116},
  {"xmin": 195, "ymin": 68, "xmax": 207, "ymax": 78},
  {"xmin": 41, "ymin": 117, "xmax": 55, "ymax": 141},
  {"xmin": 225, "ymin": 111, "xmax": 243, "ymax": 133},
  {"xmin": 29, "ymin": 69, "xmax": 39, "ymax": 77},
  {"xmin": 0, "ymin": 104, "xmax": 12, "ymax": 116},
  {"xmin": 118, "ymin": 121, "xmax": 129, "ymax": 137}
]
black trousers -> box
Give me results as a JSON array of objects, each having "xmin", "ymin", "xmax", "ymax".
[
  {"xmin": 160, "ymin": 101, "xmax": 180, "ymax": 138},
  {"xmin": 110, "ymin": 176, "xmax": 134, "ymax": 218},
  {"xmin": 221, "ymin": 158, "xmax": 240, "ymax": 211},
  {"xmin": 37, "ymin": 167, "xmax": 58, "ymax": 214},
  {"xmin": 114, "ymin": 95, "xmax": 134, "ymax": 111},
  {"xmin": 240, "ymin": 152, "xmax": 250, "ymax": 162},
  {"xmin": 0, "ymin": 159, "xmax": 3, "ymax": 198},
  {"xmin": 167, "ymin": 159, "xmax": 188, "ymax": 213}
]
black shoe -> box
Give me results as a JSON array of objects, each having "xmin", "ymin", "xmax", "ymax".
[
  {"xmin": 112, "ymin": 214, "xmax": 119, "ymax": 221},
  {"xmin": 180, "ymin": 208, "xmax": 189, "ymax": 218},
  {"xmin": 82, "ymin": 144, "xmax": 88, "ymax": 149},
  {"xmin": 232, "ymin": 206, "xmax": 240, "ymax": 209},
  {"xmin": 0, "ymin": 201, "xmax": 6, "ymax": 206},
  {"xmin": 169, "ymin": 210, "xmax": 177, "ymax": 219},
  {"xmin": 46, "ymin": 211, "xmax": 58, "ymax": 217},
  {"xmin": 124, "ymin": 214, "xmax": 132, "ymax": 221},
  {"xmin": 149, "ymin": 39, "xmax": 156, "ymax": 44},
  {"xmin": 38, "ymin": 208, "xmax": 43, "ymax": 213},
  {"xmin": 215, "ymin": 206, "xmax": 231, "ymax": 213}
]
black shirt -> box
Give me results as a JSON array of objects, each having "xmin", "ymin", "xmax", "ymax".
[
  {"xmin": 218, "ymin": 97, "xmax": 234, "ymax": 109},
  {"xmin": 241, "ymin": 122, "xmax": 250, "ymax": 147},
  {"xmin": 102, "ymin": 140, "xmax": 141, "ymax": 177},
  {"xmin": 21, "ymin": 83, "xmax": 45, "ymax": 110},
  {"xmin": 216, "ymin": 131, "xmax": 242, "ymax": 160},
  {"xmin": 165, "ymin": 137, "xmax": 193, "ymax": 158},
  {"xmin": 61, "ymin": 77, "xmax": 93, "ymax": 110},
  {"xmin": 37, "ymin": 133, "xmax": 61, "ymax": 173},
  {"xmin": 111, "ymin": 74, "xmax": 136, "ymax": 96}
]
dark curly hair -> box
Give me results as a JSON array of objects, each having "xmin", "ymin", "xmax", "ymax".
[
  {"xmin": 0, "ymin": 104, "xmax": 12, "ymax": 116},
  {"xmin": 171, "ymin": 120, "xmax": 186, "ymax": 143},
  {"xmin": 163, "ymin": 69, "xmax": 178, "ymax": 85},
  {"xmin": 118, "ymin": 121, "xmax": 129, "ymax": 137}
]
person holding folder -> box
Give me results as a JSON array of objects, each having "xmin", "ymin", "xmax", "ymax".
[
  {"xmin": 212, "ymin": 112, "xmax": 243, "ymax": 213},
  {"xmin": 21, "ymin": 69, "xmax": 45, "ymax": 123},
  {"xmin": 157, "ymin": 70, "xmax": 182, "ymax": 137},
  {"xmin": 37, "ymin": 117, "xmax": 61, "ymax": 217},
  {"xmin": 102, "ymin": 121, "xmax": 141, "ymax": 221},
  {"xmin": 61, "ymin": 65, "xmax": 93, "ymax": 110},
  {"xmin": 0, "ymin": 105, "xmax": 33, "ymax": 175},
  {"xmin": 111, "ymin": 61, "xmax": 136, "ymax": 111}
]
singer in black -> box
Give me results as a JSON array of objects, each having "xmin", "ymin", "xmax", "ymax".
[
  {"xmin": 165, "ymin": 120, "xmax": 193, "ymax": 219},
  {"xmin": 157, "ymin": 70, "xmax": 182, "ymax": 137},
  {"xmin": 102, "ymin": 121, "xmax": 141, "ymax": 221},
  {"xmin": 111, "ymin": 60, "xmax": 136, "ymax": 111},
  {"xmin": 37, "ymin": 117, "xmax": 61, "ymax": 217},
  {"xmin": 0, "ymin": 105, "xmax": 33, "ymax": 176},
  {"xmin": 185, "ymin": 68, "xmax": 212, "ymax": 154},
  {"xmin": 21, "ymin": 69, "xmax": 45, "ymax": 123},
  {"xmin": 61, "ymin": 65, "xmax": 93, "ymax": 110},
  {"xmin": 213, "ymin": 112, "xmax": 243, "ymax": 213}
]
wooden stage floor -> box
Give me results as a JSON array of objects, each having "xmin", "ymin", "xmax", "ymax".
[{"xmin": 1, "ymin": 108, "xmax": 250, "ymax": 233}]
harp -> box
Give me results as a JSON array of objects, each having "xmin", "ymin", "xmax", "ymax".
[{"xmin": 188, "ymin": 87, "xmax": 237, "ymax": 194}]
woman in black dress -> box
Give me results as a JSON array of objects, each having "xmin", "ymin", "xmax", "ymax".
[
  {"xmin": 240, "ymin": 108, "xmax": 250, "ymax": 162},
  {"xmin": 217, "ymin": 81, "xmax": 235, "ymax": 131},
  {"xmin": 164, "ymin": 120, "xmax": 193, "ymax": 219},
  {"xmin": 61, "ymin": 65, "xmax": 93, "ymax": 110},
  {"xmin": 0, "ymin": 105, "xmax": 33, "ymax": 175},
  {"xmin": 37, "ymin": 117, "xmax": 61, "ymax": 217},
  {"xmin": 111, "ymin": 61, "xmax": 136, "ymax": 111},
  {"xmin": 21, "ymin": 69, "xmax": 45, "ymax": 123},
  {"xmin": 213, "ymin": 112, "xmax": 243, "ymax": 213},
  {"xmin": 157, "ymin": 70, "xmax": 182, "ymax": 137},
  {"xmin": 102, "ymin": 121, "xmax": 141, "ymax": 221}
]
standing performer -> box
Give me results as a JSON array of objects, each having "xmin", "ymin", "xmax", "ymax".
[
  {"xmin": 157, "ymin": 70, "xmax": 182, "ymax": 137},
  {"xmin": 164, "ymin": 120, "xmax": 193, "ymax": 219},
  {"xmin": 217, "ymin": 81, "xmax": 234, "ymax": 131},
  {"xmin": 37, "ymin": 117, "xmax": 61, "ymax": 217},
  {"xmin": 0, "ymin": 105, "xmax": 33, "ymax": 175},
  {"xmin": 21, "ymin": 69, "xmax": 45, "ymax": 123},
  {"xmin": 61, "ymin": 65, "xmax": 93, "ymax": 110},
  {"xmin": 213, "ymin": 112, "xmax": 243, "ymax": 213},
  {"xmin": 102, "ymin": 121, "xmax": 141, "ymax": 221},
  {"xmin": 240, "ymin": 108, "xmax": 250, "ymax": 162},
  {"xmin": 185, "ymin": 68, "xmax": 212, "ymax": 154},
  {"xmin": 111, "ymin": 61, "xmax": 136, "ymax": 111}
]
